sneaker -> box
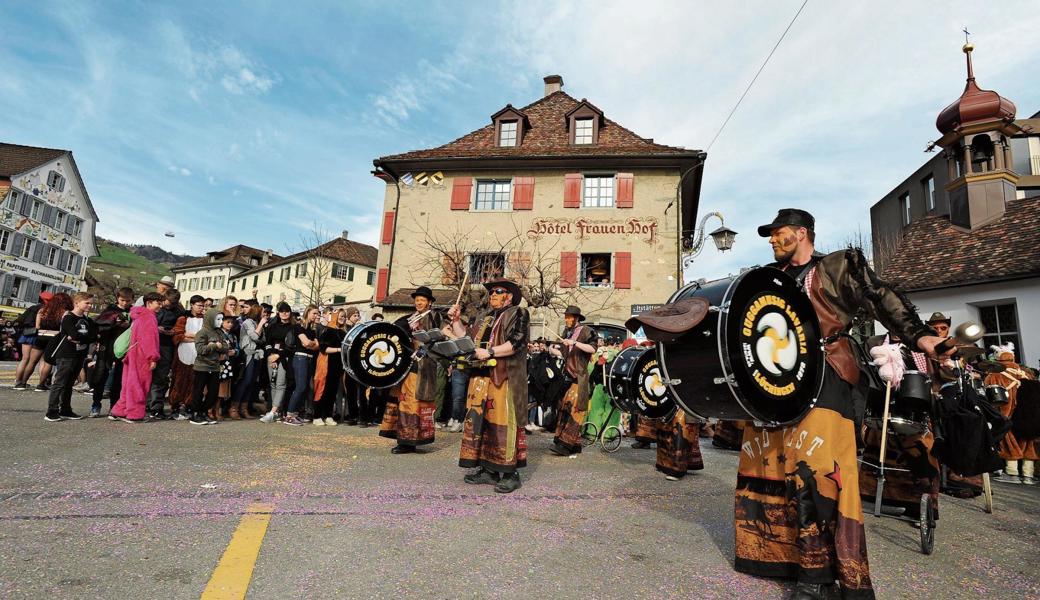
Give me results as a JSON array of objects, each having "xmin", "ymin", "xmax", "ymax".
[
  {"xmin": 119, "ymin": 416, "xmax": 144, "ymax": 423},
  {"xmin": 344, "ymin": 419, "xmax": 358, "ymax": 426},
  {"xmin": 1022, "ymin": 476, "xmax": 1037, "ymax": 486},
  {"xmin": 34, "ymin": 383, "xmax": 49, "ymax": 392},
  {"xmin": 994, "ymin": 472, "xmax": 1022, "ymax": 484},
  {"xmin": 107, "ymin": 414, "xmax": 121, "ymax": 421},
  {"xmin": 324, "ymin": 417, "xmax": 337, "ymax": 426},
  {"xmin": 13, "ymin": 382, "xmax": 28, "ymax": 391},
  {"xmin": 147, "ymin": 411, "xmax": 166, "ymax": 421},
  {"xmin": 172, "ymin": 410, "xmax": 190, "ymax": 421},
  {"xmin": 665, "ymin": 475, "xmax": 680, "ymax": 482},
  {"xmin": 449, "ymin": 422, "xmax": 464, "ymax": 433},
  {"xmin": 282, "ymin": 415, "xmax": 305, "ymax": 426},
  {"xmin": 44, "ymin": 411, "xmax": 63, "ymax": 422},
  {"xmin": 435, "ymin": 422, "xmax": 446, "ymax": 430},
  {"xmin": 314, "ymin": 418, "xmax": 326, "ymax": 427},
  {"xmin": 259, "ymin": 411, "xmax": 278, "ymax": 423},
  {"xmin": 58, "ymin": 410, "xmax": 84, "ymax": 420},
  {"xmin": 206, "ymin": 415, "xmax": 218, "ymax": 425},
  {"xmin": 89, "ymin": 406, "xmax": 101, "ymax": 418},
  {"xmin": 189, "ymin": 414, "xmax": 209, "ymax": 425}
]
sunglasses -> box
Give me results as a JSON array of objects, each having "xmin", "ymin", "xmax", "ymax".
[{"xmin": 490, "ymin": 288, "xmax": 509, "ymax": 295}]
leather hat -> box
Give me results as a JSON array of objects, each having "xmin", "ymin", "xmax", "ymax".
[
  {"xmin": 483, "ymin": 279, "xmax": 522, "ymax": 304},
  {"xmin": 925, "ymin": 311, "xmax": 951, "ymax": 326},
  {"xmin": 625, "ymin": 297, "xmax": 711, "ymax": 342},
  {"xmin": 563, "ymin": 305, "xmax": 586, "ymax": 322},
  {"xmin": 410, "ymin": 286, "xmax": 436, "ymax": 301},
  {"xmin": 757, "ymin": 208, "xmax": 815, "ymax": 237}
]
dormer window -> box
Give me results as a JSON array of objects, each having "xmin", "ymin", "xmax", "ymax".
[
  {"xmin": 499, "ymin": 121, "xmax": 518, "ymax": 147},
  {"xmin": 491, "ymin": 105, "xmax": 529, "ymax": 148},
  {"xmin": 574, "ymin": 118, "xmax": 594, "ymax": 145}
]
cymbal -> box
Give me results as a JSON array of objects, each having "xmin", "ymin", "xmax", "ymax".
[
  {"xmin": 972, "ymin": 359, "xmax": 1007, "ymax": 374},
  {"xmin": 955, "ymin": 346, "xmax": 986, "ymax": 359}
]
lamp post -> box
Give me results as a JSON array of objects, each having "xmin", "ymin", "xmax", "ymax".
[{"xmin": 681, "ymin": 211, "xmax": 736, "ymax": 271}]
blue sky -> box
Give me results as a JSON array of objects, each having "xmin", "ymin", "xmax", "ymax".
[{"xmin": 3, "ymin": 1, "xmax": 1039, "ymax": 281}]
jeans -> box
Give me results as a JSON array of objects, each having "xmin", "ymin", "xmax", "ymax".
[
  {"xmin": 232, "ymin": 358, "xmax": 259, "ymax": 407},
  {"xmin": 92, "ymin": 356, "xmax": 122, "ymax": 410},
  {"xmin": 47, "ymin": 356, "xmax": 80, "ymax": 413},
  {"xmin": 450, "ymin": 369, "xmax": 470, "ymax": 422},
  {"xmin": 268, "ymin": 361, "xmax": 288, "ymax": 413},
  {"xmin": 147, "ymin": 345, "xmax": 174, "ymax": 413},
  {"xmin": 287, "ymin": 355, "xmax": 311, "ymax": 415}
]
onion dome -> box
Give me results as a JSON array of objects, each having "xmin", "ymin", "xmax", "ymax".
[{"xmin": 936, "ymin": 43, "xmax": 1016, "ymax": 135}]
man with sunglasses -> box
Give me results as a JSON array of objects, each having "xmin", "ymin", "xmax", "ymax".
[
  {"xmin": 447, "ymin": 279, "xmax": 530, "ymax": 493},
  {"xmin": 380, "ymin": 286, "xmax": 444, "ymax": 454}
]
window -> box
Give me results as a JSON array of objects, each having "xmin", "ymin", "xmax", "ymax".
[
  {"xmin": 69, "ymin": 218, "xmax": 83, "ymax": 238},
  {"xmin": 65, "ymin": 252, "xmax": 74, "ymax": 271},
  {"xmin": 0, "ymin": 230, "xmax": 9, "ymax": 253},
  {"xmin": 900, "ymin": 192, "xmax": 911, "ymax": 225},
  {"xmin": 978, "ymin": 302, "xmax": 1020, "ymax": 352},
  {"xmin": 499, "ymin": 121, "xmax": 518, "ymax": 147},
  {"xmin": 474, "ymin": 180, "xmax": 511, "ymax": 211},
  {"xmin": 583, "ymin": 175, "xmax": 615, "ymax": 208},
  {"xmin": 468, "ymin": 252, "xmax": 505, "ymax": 282},
  {"xmin": 574, "ymin": 118, "xmax": 594, "ymax": 144},
  {"xmin": 46, "ymin": 246, "xmax": 58, "ymax": 267},
  {"xmin": 367, "ymin": 270, "xmax": 375, "ymax": 286},
  {"xmin": 332, "ymin": 295, "xmax": 346, "ymax": 304},
  {"xmin": 30, "ymin": 200, "xmax": 42, "ymax": 221},
  {"xmin": 12, "ymin": 276, "xmax": 26, "ymax": 299},
  {"xmin": 922, "ymin": 175, "xmax": 935, "ymax": 211},
  {"xmin": 263, "ymin": 295, "xmax": 271, "ymax": 305},
  {"xmin": 253, "ymin": 275, "xmax": 259, "ymax": 288},
  {"xmin": 332, "ymin": 263, "xmax": 350, "ymax": 280},
  {"xmin": 281, "ymin": 266, "xmax": 291, "ymax": 281},
  {"xmin": 200, "ymin": 277, "xmax": 211, "ymax": 290},
  {"xmin": 190, "ymin": 278, "xmax": 198, "ymax": 291},
  {"xmin": 230, "ymin": 280, "xmax": 237, "ymax": 293},
  {"xmin": 294, "ymin": 290, "xmax": 301, "ymax": 305},
  {"xmin": 21, "ymin": 239, "xmax": 33, "ymax": 259},
  {"xmin": 348, "ymin": 266, "xmax": 355, "ymax": 281},
  {"xmin": 47, "ymin": 170, "xmax": 66, "ymax": 192},
  {"xmin": 580, "ymin": 253, "xmax": 612, "ymax": 287},
  {"xmin": 4, "ymin": 191, "xmax": 18, "ymax": 211},
  {"xmin": 296, "ymin": 262, "xmax": 308, "ymax": 278},
  {"xmin": 214, "ymin": 276, "xmax": 224, "ymax": 290},
  {"xmin": 268, "ymin": 272, "xmax": 274, "ymax": 284}
]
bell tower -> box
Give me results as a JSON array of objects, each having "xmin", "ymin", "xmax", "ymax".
[{"xmin": 933, "ymin": 37, "xmax": 1023, "ymax": 230}]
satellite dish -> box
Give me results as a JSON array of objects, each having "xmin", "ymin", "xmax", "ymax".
[{"xmin": 164, "ymin": 232, "xmax": 175, "ymax": 238}]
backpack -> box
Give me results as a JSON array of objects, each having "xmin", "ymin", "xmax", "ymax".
[{"xmin": 113, "ymin": 326, "xmax": 133, "ymax": 360}]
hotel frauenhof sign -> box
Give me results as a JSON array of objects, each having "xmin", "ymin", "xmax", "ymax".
[{"xmin": 526, "ymin": 217, "xmax": 659, "ymax": 244}]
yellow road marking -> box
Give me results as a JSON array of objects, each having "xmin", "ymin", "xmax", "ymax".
[{"xmin": 201, "ymin": 502, "xmax": 274, "ymax": 600}]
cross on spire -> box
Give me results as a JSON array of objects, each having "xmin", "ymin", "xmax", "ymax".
[{"xmin": 963, "ymin": 27, "xmax": 971, "ymax": 44}]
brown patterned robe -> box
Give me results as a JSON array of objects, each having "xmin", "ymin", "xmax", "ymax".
[
  {"xmin": 655, "ymin": 411, "xmax": 703, "ymax": 478},
  {"xmin": 379, "ymin": 310, "xmax": 443, "ymax": 447},
  {"xmin": 553, "ymin": 325, "xmax": 595, "ymax": 454}
]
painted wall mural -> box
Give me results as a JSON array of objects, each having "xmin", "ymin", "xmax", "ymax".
[{"xmin": 3, "ymin": 158, "xmax": 85, "ymax": 254}]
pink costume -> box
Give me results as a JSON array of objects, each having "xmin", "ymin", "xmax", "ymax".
[{"xmin": 110, "ymin": 306, "xmax": 160, "ymax": 420}]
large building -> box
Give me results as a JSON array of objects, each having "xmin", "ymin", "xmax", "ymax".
[
  {"xmin": 371, "ymin": 75, "xmax": 705, "ymax": 336},
  {"xmin": 178, "ymin": 234, "xmax": 378, "ymax": 311},
  {"xmin": 871, "ymin": 43, "xmax": 1040, "ymax": 366},
  {"xmin": 0, "ymin": 143, "xmax": 99, "ymax": 308}
]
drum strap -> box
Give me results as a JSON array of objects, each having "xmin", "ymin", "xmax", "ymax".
[{"xmin": 472, "ymin": 315, "xmax": 495, "ymax": 348}]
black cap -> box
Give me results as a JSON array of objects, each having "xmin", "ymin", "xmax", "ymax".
[
  {"xmin": 276, "ymin": 301, "xmax": 292, "ymax": 313},
  {"xmin": 757, "ymin": 208, "xmax": 815, "ymax": 237},
  {"xmin": 410, "ymin": 286, "xmax": 435, "ymax": 301}
]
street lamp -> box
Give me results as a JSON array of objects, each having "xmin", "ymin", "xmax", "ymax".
[{"xmin": 682, "ymin": 211, "xmax": 737, "ymax": 270}]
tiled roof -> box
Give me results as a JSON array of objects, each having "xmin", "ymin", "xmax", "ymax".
[
  {"xmin": 0, "ymin": 143, "xmax": 68, "ymax": 177},
  {"xmin": 880, "ymin": 197, "xmax": 1040, "ymax": 290},
  {"xmin": 377, "ymin": 91, "xmax": 695, "ymax": 162},
  {"xmin": 175, "ymin": 244, "xmax": 277, "ymax": 271},
  {"xmin": 235, "ymin": 237, "xmax": 377, "ymax": 277}
]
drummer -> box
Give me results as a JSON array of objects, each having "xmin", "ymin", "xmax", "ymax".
[
  {"xmin": 378, "ymin": 286, "xmax": 445, "ymax": 454},
  {"xmin": 732, "ymin": 208, "xmax": 949, "ymax": 600},
  {"xmin": 550, "ymin": 305, "xmax": 597, "ymax": 457}
]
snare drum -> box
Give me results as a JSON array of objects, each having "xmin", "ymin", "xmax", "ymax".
[
  {"xmin": 865, "ymin": 395, "xmax": 931, "ymax": 436},
  {"xmin": 607, "ymin": 346, "xmax": 676, "ymax": 421},
  {"xmin": 341, "ymin": 321, "xmax": 414, "ymax": 389},
  {"xmin": 897, "ymin": 370, "xmax": 932, "ymax": 406},
  {"xmin": 984, "ymin": 384, "xmax": 1009, "ymax": 405},
  {"xmin": 657, "ymin": 266, "xmax": 824, "ymax": 427}
]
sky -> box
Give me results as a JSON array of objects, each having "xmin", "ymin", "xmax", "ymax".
[{"xmin": 2, "ymin": 1, "xmax": 1039, "ymax": 281}]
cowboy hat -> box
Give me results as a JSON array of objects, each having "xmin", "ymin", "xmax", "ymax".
[{"xmin": 482, "ymin": 279, "xmax": 522, "ymax": 303}]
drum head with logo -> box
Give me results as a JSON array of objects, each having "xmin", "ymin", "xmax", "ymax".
[
  {"xmin": 629, "ymin": 347, "xmax": 676, "ymax": 420},
  {"xmin": 341, "ymin": 321, "xmax": 413, "ymax": 389},
  {"xmin": 720, "ymin": 266, "xmax": 823, "ymax": 425}
]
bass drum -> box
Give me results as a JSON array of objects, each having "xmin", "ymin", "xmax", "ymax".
[
  {"xmin": 341, "ymin": 321, "xmax": 414, "ymax": 389},
  {"xmin": 607, "ymin": 346, "xmax": 677, "ymax": 421},
  {"xmin": 657, "ymin": 266, "xmax": 824, "ymax": 427}
]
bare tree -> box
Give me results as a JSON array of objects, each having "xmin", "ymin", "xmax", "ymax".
[{"xmin": 283, "ymin": 223, "xmax": 349, "ymax": 308}]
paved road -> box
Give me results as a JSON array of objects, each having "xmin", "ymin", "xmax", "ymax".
[{"xmin": 0, "ymin": 386, "xmax": 1038, "ymax": 599}]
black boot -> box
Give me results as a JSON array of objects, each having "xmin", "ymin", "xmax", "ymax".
[
  {"xmin": 390, "ymin": 444, "xmax": 415, "ymax": 454},
  {"xmin": 494, "ymin": 473, "xmax": 522, "ymax": 494},
  {"xmin": 789, "ymin": 582, "xmax": 829, "ymax": 600},
  {"xmin": 464, "ymin": 468, "xmax": 499, "ymax": 485}
]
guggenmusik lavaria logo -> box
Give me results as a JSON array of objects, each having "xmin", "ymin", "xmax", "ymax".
[
  {"xmin": 740, "ymin": 294, "xmax": 808, "ymax": 397},
  {"xmin": 638, "ymin": 360, "xmax": 668, "ymax": 407},
  {"xmin": 362, "ymin": 334, "xmax": 403, "ymax": 375}
]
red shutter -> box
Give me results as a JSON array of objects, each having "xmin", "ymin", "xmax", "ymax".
[
  {"xmin": 616, "ymin": 173, "xmax": 634, "ymax": 208},
  {"xmin": 450, "ymin": 177, "xmax": 473, "ymax": 210},
  {"xmin": 560, "ymin": 252, "xmax": 578, "ymax": 288},
  {"xmin": 380, "ymin": 211, "xmax": 395, "ymax": 245},
  {"xmin": 375, "ymin": 268, "xmax": 389, "ymax": 302},
  {"xmin": 614, "ymin": 252, "xmax": 632, "ymax": 289},
  {"xmin": 563, "ymin": 173, "xmax": 582, "ymax": 208},
  {"xmin": 513, "ymin": 176, "xmax": 535, "ymax": 210}
]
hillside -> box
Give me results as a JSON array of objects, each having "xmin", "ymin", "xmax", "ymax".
[{"xmin": 86, "ymin": 239, "xmax": 195, "ymax": 301}]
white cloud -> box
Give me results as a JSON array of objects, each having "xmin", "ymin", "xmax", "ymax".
[
  {"xmin": 207, "ymin": 175, "xmax": 217, "ymax": 185},
  {"xmin": 180, "ymin": 167, "xmax": 191, "ymax": 176}
]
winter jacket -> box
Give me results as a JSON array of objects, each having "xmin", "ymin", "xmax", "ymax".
[{"xmin": 193, "ymin": 308, "xmax": 225, "ymax": 373}]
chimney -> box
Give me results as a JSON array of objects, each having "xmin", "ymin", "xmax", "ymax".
[
  {"xmin": 262, "ymin": 249, "xmax": 273, "ymax": 265},
  {"xmin": 543, "ymin": 75, "xmax": 563, "ymax": 97},
  {"xmin": 341, "ymin": 230, "xmax": 349, "ymax": 240}
]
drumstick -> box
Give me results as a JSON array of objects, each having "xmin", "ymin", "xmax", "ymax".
[
  {"xmin": 878, "ymin": 380, "xmax": 893, "ymax": 476},
  {"xmin": 453, "ymin": 270, "xmax": 470, "ymax": 307}
]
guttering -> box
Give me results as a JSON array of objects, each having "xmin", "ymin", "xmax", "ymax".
[{"xmin": 371, "ymin": 162, "xmax": 402, "ymax": 302}]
